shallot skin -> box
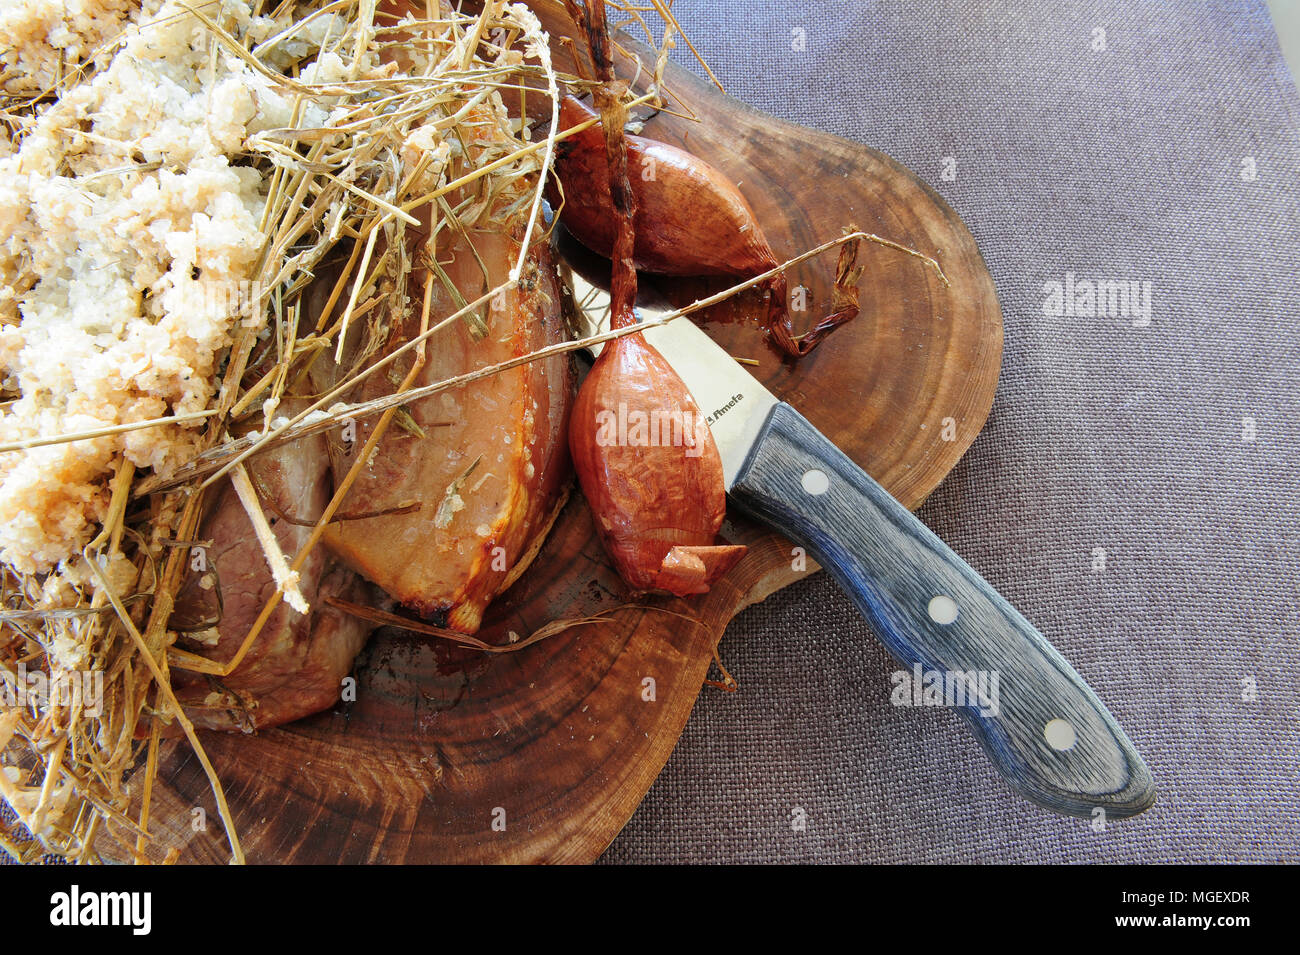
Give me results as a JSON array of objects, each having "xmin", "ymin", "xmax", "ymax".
[
  {"xmin": 548, "ymin": 96, "xmax": 779, "ymax": 279},
  {"xmin": 570, "ymin": 329, "xmax": 745, "ymax": 596}
]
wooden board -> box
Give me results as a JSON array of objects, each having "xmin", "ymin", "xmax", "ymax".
[{"xmin": 115, "ymin": 12, "xmax": 1003, "ymax": 864}]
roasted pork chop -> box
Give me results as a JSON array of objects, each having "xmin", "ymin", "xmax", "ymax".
[
  {"xmin": 315, "ymin": 228, "xmax": 572, "ymax": 633},
  {"xmin": 171, "ymin": 425, "xmax": 373, "ymax": 733}
]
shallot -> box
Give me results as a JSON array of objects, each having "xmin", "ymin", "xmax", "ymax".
[{"xmin": 549, "ymin": 95, "xmax": 863, "ymax": 357}]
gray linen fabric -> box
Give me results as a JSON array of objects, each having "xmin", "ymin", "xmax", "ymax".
[{"xmin": 599, "ymin": 0, "xmax": 1300, "ymax": 863}]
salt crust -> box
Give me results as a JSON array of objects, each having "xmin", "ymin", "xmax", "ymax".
[{"xmin": 0, "ymin": 1, "xmax": 339, "ymax": 572}]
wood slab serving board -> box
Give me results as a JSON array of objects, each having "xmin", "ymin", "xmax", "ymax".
[{"xmin": 112, "ymin": 9, "xmax": 1002, "ymax": 864}]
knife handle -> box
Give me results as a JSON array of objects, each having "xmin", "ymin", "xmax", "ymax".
[{"xmin": 729, "ymin": 403, "xmax": 1156, "ymax": 819}]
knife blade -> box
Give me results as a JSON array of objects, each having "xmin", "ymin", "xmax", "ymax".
[{"xmin": 554, "ymin": 232, "xmax": 1156, "ymax": 820}]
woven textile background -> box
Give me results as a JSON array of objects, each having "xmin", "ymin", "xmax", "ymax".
[{"xmin": 599, "ymin": 0, "xmax": 1300, "ymax": 863}]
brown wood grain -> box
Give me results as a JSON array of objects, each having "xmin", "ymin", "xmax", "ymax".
[{"xmin": 106, "ymin": 8, "xmax": 1002, "ymax": 865}]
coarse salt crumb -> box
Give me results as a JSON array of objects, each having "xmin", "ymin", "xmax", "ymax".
[{"xmin": 0, "ymin": 0, "xmax": 336, "ymax": 572}]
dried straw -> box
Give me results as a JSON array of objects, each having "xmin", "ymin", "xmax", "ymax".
[{"xmin": 0, "ymin": 0, "xmax": 600, "ymax": 865}]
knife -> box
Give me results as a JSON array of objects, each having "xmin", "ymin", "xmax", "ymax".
[{"xmin": 554, "ymin": 232, "xmax": 1156, "ymax": 820}]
